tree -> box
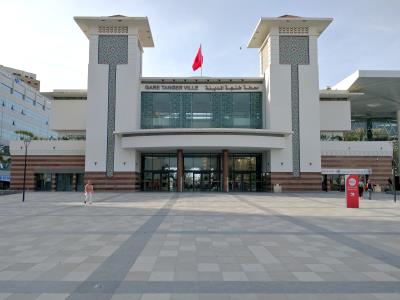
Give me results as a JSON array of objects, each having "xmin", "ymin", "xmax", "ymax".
[{"xmin": 14, "ymin": 130, "xmax": 36, "ymax": 140}]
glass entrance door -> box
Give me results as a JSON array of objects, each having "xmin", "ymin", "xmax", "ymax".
[
  {"xmin": 145, "ymin": 172, "xmax": 176, "ymax": 192},
  {"xmin": 184, "ymin": 171, "xmax": 220, "ymax": 192},
  {"xmin": 231, "ymin": 172, "xmax": 257, "ymax": 192},
  {"xmin": 56, "ymin": 174, "xmax": 73, "ymax": 191},
  {"xmin": 191, "ymin": 172, "xmax": 211, "ymax": 192}
]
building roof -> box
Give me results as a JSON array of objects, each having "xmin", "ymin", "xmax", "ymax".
[
  {"xmin": 247, "ymin": 16, "xmax": 332, "ymax": 48},
  {"xmin": 74, "ymin": 15, "xmax": 154, "ymax": 47},
  {"xmin": 333, "ymin": 70, "xmax": 400, "ymax": 118},
  {"xmin": 141, "ymin": 77, "xmax": 264, "ymax": 84},
  {"xmin": 42, "ymin": 89, "xmax": 87, "ymax": 99}
]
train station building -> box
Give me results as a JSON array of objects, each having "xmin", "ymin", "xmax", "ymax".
[{"xmin": 9, "ymin": 15, "xmax": 399, "ymax": 192}]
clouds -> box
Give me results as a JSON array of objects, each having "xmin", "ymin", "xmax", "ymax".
[{"xmin": 0, "ymin": 0, "xmax": 399, "ymax": 91}]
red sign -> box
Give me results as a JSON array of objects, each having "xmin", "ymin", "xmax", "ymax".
[{"xmin": 345, "ymin": 175, "xmax": 359, "ymax": 208}]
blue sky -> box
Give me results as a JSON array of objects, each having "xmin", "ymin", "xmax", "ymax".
[{"xmin": 1, "ymin": 0, "xmax": 399, "ymax": 91}]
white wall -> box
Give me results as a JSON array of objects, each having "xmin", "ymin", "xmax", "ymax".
[
  {"xmin": 50, "ymin": 100, "xmax": 86, "ymax": 132},
  {"xmin": 113, "ymin": 33, "xmax": 142, "ymax": 172},
  {"xmin": 10, "ymin": 140, "xmax": 85, "ymax": 156},
  {"xmin": 320, "ymin": 101, "xmax": 351, "ymax": 131},
  {"xmin": 321, "ymin": 141, "xmax": 393, "ymax": 156},
  {"xmin": 121, "ymin": 133, "xmax": 286, "ymax": 151},
  {"xmin": 84, "ymin": 27, "xmax": 144, "ymax": 173},
  {"xmin": 115, "ymin": 33, "xmax": 141, "ymax": 132},
  {"xmin": 85, "ymin": 34, "xmax": 109, "ymax": 172},
  {"xmin": 114, "ymin": 135, "xmax": 139, "ymax": 172},
  {"xmin": 265, "ymin": 36, "xmax": 293, "ymax": 173}
]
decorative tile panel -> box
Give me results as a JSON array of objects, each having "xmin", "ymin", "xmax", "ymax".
[
  {"xmin": 279, "ymin": 36, "xmax": 310, "ymax": 177},
  {"xmin": 279, "ymin": 36, "xmax": 309, "ymax": 65},
  {"xmin": 98, "ymin": 35, "xmax": 128, "ymax": 177},
  {"xmin": 291, "ymin": 65, "xmax": 301, "ymax": 176}
]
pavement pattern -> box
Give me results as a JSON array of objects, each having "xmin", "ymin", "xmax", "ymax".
[{"xmin": 0, "ymin": 191, "xmax": 399, "ymax": 299}]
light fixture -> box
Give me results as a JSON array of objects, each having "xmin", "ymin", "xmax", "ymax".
[{"xmin": 366, "ymin": 103, "xmax": 381, "ymax": 108}]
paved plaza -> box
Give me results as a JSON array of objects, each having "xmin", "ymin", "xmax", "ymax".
[{"xmin": 0, "ymin": 192, "xmax": 399, "ymax": 299}]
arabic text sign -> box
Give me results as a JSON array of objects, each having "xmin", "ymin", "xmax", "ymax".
[{"xmin": 142, "ymin": 84, "xmax": 262, "ymax": 92}]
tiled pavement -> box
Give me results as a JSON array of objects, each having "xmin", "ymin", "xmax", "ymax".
[{"xmin": 0, "ymin": 192, "xmax": 399, "ymax": 299}]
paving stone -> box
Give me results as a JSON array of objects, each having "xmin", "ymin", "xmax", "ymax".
[{"xmin": 0, "ymin": 192, "xmax": 399, "ymax": 298}]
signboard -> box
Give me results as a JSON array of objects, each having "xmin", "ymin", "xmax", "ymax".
[
  {"xmin": 322, "ymin": 168, "xmax": 371, "ymax": 175},
  {"xmin": 0, "ymin": 175, "xmax": 10, "ymax": 182},
  {"xmin": 141, "ymin": 83, "xmax": 262, "ymax": 92},
  {"xmin": 345, "ymin": 174, "xmax": 359, "ymax": 208}
]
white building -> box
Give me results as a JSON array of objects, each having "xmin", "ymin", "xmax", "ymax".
[{"xmin": 9, "ymin": 15, "xmax": 396, "ymax": 192}]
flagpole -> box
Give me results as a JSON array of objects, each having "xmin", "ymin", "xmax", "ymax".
[{"xmin": 200, "ymin": 44, "xmax": 203, "ymax": 77}]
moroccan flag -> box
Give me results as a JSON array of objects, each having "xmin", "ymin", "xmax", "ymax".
[{"xmin": 192, "ymin": 45, "xmax": 203, "ymax": 71}]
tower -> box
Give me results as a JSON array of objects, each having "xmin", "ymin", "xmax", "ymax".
[
  {"xmin": 248, "ymin": 15, "xmax": 332, "ymax": 189},
  {"xmin": 75, "ymin": 15, "xmax": 154, "ymax": 188}
]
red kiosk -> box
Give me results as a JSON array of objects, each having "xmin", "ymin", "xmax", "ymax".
[{"xmin": 345, "ymin": 175, "xmax": 359, "ymax": 208}]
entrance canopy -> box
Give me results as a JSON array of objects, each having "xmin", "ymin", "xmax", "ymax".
[
  {"xmin": 117, "ymin": 128, "xmax": 291, "ymax": 152},
  {"xmin": 334, "ymin": 70, "xmax": 400, "ymax": 118}
]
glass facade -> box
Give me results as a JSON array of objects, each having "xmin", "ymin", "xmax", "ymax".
[
  {"xmin": 141, "ymin": 153, "xmax": 264, "ymax": 192},
  {"xmin": 322, "ymin": 118, "xmax": 398, "ymax": 142},
  {"xmin": 142, "ymin": 154, "xmax": 177, "ymax": 192},
  {"xmin": 229, "ymin": 154, "xmax": 263, "ymax": 192},
  {"xmin": 183, "ymin": 154, "xmax": 222, "ymax": 192},
  {"xmin": 35, "ymin": 173, "xmax": 84, "ymax": 191},
  {"xmin": 351, "ymin": 118, "xmax": 397, "ymax": 141},
  {"xmin": 141, "ymin": 92, "xmax": 263, "ymax": 129},
  {"xmin": 0, "ymin": 69, "xmax": 54, "ymax": 142}
]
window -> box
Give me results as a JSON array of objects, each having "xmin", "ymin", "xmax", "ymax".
[
  {"xmin": 0, "ymin": 83, "xmax": 11, "ymax": 93},
  {"xmin": 26, "ymin": 97, "xmax": 35, "ymax": 106},
  {"xmin": 141, "ymin": 92, "xmax": 262, "ymax": 129},
  {"xmin": 191, "ymin": 93, "xmax": 213, "ymax": 128},
  {"xmin": 232, "ymin": 93, "xmax": 251, "ymax": 128},
  {"xmin": 152, "ymin": 93, "xmax": 172, "ymax": 128},
  {"xmin": 13, "ymin": 90, "xmax": 24, "ymax": 100}
]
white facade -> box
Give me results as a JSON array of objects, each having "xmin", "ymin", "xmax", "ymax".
[
  {"xmin": 74, "ymin": 16, "xmax": 152, "ymax": 175},
  {"xmin": 9, "ymin": 14, "xmax": 397, "ymax": 192}
]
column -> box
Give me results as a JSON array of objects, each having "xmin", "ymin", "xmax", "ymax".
[
  {"xmin": 176, "ymin": 149, "xmax": 183, "ymax": 192},
  {"xmin": 223, "ymin": 149, "xmax": 229, "ymax": 192},
  {"xmin": 72, "ymin": 174, "xmax": 77, "ymax": 191},
  {"xmin": 51, "ymin": 174, "xmax": 57, "ymax": 191}
]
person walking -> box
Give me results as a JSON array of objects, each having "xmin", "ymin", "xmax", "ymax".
[
  {"xmin": 358, "ymin": 180, "xmax": 364, "ymax": 199},
  {"xmin": 84, "ymin": 180, "xmax": 94, "ymax": 204},
  {"xmin": 366, "ymin": 179, "xmax": 373, "ymax": 200}
]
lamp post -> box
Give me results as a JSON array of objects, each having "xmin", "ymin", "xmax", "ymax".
[
  {"xmin": 22, "ymin": 138, "xmax": 31, "ymax": 202},
  {"xmin": 392, "ymin": 159, "xmax": 397, "ymax": 203}
]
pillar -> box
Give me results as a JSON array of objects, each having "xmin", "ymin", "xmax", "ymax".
[
  {"xmin": 223, "ymin": 149, "xmax": 229, "ymax": 192},
  {"xmin": 177, "ymin": 149, "xmax": 183, "ymax": 192},
  {"xmin": 51, "ymin": 174, "xmax": 57, "ymax": 191},
  {"xmin": 72, "ymin": 174, "xmax": 77, "ymax": 191}
]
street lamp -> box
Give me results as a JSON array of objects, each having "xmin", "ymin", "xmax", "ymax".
[
  {"xmin": 22, "ymin": 137, "xmax": 31, "ymax": 202},
  {"xmin": 392, "ymin": 159, "xmax": 397, "ymax": 203}
]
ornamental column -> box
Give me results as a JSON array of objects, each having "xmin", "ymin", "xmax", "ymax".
[
  {"xmin": 223, "ymin": 149, "xmax": 229, "ymax": 192},
  {"xmin": 177, "ymin": 149, "xmax": 184, "ymax": 192}
]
